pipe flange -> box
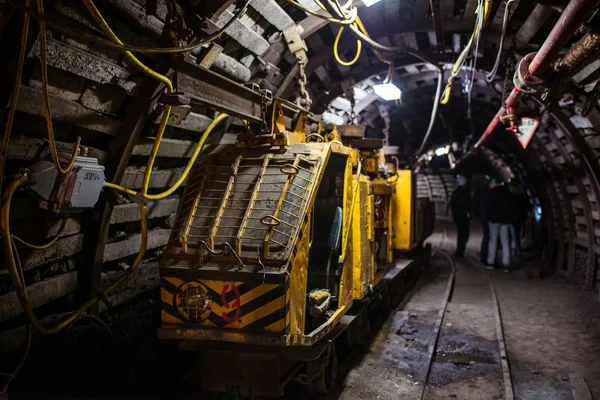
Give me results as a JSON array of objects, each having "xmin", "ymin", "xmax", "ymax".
[
  {"xmin": 513, "ymin": 69, "xmax": 537, "ymax": 94},
  {"xmin": 517, "ymin": 52, "xmax": 544, "ymax": 88}
]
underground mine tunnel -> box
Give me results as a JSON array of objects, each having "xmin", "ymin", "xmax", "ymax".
[{"xmin": 1, "ymin": 0, "xmax": 600, "ymax": 398}]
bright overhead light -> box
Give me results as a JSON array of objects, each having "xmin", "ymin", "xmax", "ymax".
[
  {"xmin": 435, "ymin": 146, "xmax": 449, "ymax": 156},
  {"xmin": 373, "ymin": 83, "xmax": 401, "ymax": 101},
  {"xmin": 363, "ymin": 0, "xmax": 382, "ymax": 6}
]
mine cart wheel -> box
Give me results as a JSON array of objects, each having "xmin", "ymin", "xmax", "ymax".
[{"xmin": 308, "ymin": 343, "xmax": 338, "ymax": 395}]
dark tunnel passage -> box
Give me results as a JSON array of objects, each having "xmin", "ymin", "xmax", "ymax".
[
  {"xmin": 320, "ymin": 64, "xmax": 600, "ymax": 287},
  {"xmin": 1, "ymin": 0, "xmax": 600, "ymax": 399}
]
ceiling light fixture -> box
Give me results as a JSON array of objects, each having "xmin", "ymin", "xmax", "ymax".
[
  {"xmin": 363, "ymin": 0, "xmax": 382, "ymax": 6},
  {"xmin": 435, "ymin": 146, "xmax": 449, "ymax": 156},
  {"xmin": 373, "ymin": 64, "xmax": 401, "ymax": 101},
  {"xmin": 373, "ymin": 83, "xmax": 401, "ymax": 101}
]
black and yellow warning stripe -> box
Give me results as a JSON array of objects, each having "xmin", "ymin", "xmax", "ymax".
[{"xmin": 160, "ymin": 276, "xmax": 287, "ymax": 333}]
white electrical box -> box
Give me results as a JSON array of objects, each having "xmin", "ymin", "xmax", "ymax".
[{"xmin": 27, "ymin": 155, "xmax": 105, "ymax": 213}]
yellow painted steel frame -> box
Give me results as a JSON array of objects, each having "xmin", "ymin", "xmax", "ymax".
[
  {"xmin": 390, "ymin": 170, "xmax": 416, "ymax": 250},
  {"xmin": 159, "ymin": 142, "xmax": 357, "ymax": 347},
  {"xmin": 351, "ymin": 175, "xmax": 374, "ymax": 299}
]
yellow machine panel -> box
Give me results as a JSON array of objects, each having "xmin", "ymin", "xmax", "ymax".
[
  {"xmin": 351, "ymin": 175, "xmax": 374, "ymax": 299},
  {"xmin": 391, "ymin": 170, "xmax": 416, "ymax": 250},
  {"xmin": 156, "ymin": 114, "xmax": 433, "ymax": 396},
  {"xmin": 159, "ymin": 116, "xmax": 430, "ymax": 357},
  {"xmin": 159, "ymin": 141, "xmax": 358, "ymax": 346}
]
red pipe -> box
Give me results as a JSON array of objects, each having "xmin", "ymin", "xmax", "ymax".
[
  {"xmin": 472, "ymin": 0, "xmax": 597, "ymax": 151},
  {"xmin": 529, "ymin": 0, "xmax": 599, "ymax": 77},
  {"xmin": 473, "ymin": 87, "xmax": 521, "ymax": 150}
]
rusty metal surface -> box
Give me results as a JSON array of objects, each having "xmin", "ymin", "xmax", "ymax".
[
  {"xmin": 563, "ymin": 32, "xmax": 600, "ymax": 69},
  {"xmin": 472, "ymin": 0, "xmax": 596, "ymax": 151},
  {"xmin": 528, "ymin": 0, "xmax": 599, "ymax": 77},
  {"xmin": 337, "ymin": 124, "xmax": 365, "ymax": 139},
  {"xmin": 174, "ymin": 59, "xmax": 266, "ymax": 123}
]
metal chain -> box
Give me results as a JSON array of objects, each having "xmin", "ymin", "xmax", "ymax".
[
  {"xmin": 297, "ymin": 60, "xmax": 312, "ymax": 109},
  {"xmin": 349, "ymin": 94, "xmax": 356, "ymax": 125}
]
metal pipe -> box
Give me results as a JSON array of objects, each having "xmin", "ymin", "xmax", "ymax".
[
  {"xmin": 562, "ymin": 31, "xmax": 600, "ymax": 69},
  {"xmin": 472, "ymin": 0, "xmax": 597, "ymax": 151},
  {"xmin": 528, "ymin": 0, "xmax": 599, "ymax": 77},
  {"xmin": 473, "ymin": 87, "xmax": 521, "ymax": 149}
]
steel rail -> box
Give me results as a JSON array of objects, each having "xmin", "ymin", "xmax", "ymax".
[
  {"xmin": 419, "ymin": 250, "xmax": 456, "ymax": 400},
  {"xmin": 468, "ymin": 254, "xmax": 515, "ymax": 400}
]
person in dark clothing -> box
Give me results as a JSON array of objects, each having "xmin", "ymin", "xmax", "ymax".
[
  {"xmin": 508, "ymin": 179, "xmax": 529, "ymax": 260},
  {"xmin": 486, "ymin": 178, "xmax": 515, "ymax": 270},
  {"xmin": 472, "ymin": 179, "xmax": 491, "ymax": 263},
  {"xmin": 450, "ymin": 175, "xmax": 472, "ymax": 258}
]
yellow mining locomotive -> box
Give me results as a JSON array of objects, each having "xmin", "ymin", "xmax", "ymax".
[{"xmin": 158, "ymin": 100, "xmax": 432, "ymax": 396}]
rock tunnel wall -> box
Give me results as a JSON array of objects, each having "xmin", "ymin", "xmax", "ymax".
[{"xmin": 0, "ymin": 0, "xmax": 297, "ymax": 345}]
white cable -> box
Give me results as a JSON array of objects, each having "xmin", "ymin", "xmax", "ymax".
[
  {"xmin": 467, "ymin": 0, "xmax": 484, "ymax": 105},
  {"xmin": 486, "ymin": 0, "xmax": 516, "ymax": 82}
]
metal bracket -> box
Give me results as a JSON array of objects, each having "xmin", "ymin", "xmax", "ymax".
[
  {"xmin": 158, "ymin": 92, "xmax": 191, "ymax": 106},
  {"xmin": 283, "ymin": 25, "xmax": 308, "ymax": 64},
  {"xmin": 255, "ymin": 56, "xmax": 281, "ymax": 77}
]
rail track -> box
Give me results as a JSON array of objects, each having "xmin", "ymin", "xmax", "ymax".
[{"xmin": 418, "ymin": 245, "xmax": 514, "ymax": 400}]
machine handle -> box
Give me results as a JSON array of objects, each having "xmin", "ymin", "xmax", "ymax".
[
  {"xmin": 260, "ymin": 215, "xmax": 281, "ymax": 226},
  {"xmin": 280, "ymin": 164, "xmax": 299, "ymax": 175},
  {"xmin": 305, "ymin": 133, "xmax": 324, "ymax": 143}
]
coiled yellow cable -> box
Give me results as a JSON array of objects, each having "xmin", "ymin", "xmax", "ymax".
[
  {"xmin": 334, "ymin": 25, "xmax": 362, "ymax": 67},
  {"xmin": 333, "ymin": 16, "xmax": 370, "ymax": 67},
  {"xmin": 1, "ymin": 175, "xmax": 149, "ymax": 335}
]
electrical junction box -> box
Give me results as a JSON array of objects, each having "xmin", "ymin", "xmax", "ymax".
[{"xmin": 27, "ymin": 155, "xmax": 105, "ymax": 213}]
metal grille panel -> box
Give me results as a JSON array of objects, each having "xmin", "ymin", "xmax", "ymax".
[{"xmin": 175, "ymin": 153, "xmax": 319, "ymax": 262}]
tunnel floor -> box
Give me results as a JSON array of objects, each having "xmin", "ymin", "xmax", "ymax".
[{"xmin": 323, "ymin": 222, "xmax": 600, "ymax": 400}]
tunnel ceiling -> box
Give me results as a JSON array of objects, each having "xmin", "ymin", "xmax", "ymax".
[{"xmin": 2, "ymin": 0, "xmax": 600, "ymax": 344}]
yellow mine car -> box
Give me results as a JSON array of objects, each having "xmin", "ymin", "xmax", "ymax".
[{"xmin": 158, "ymin": 101, "xmax": 433, "ymax": 396}]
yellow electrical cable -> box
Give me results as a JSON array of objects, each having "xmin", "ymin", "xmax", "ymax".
[
  {"xmin": 334, "ymin": 25, "xmax": 362, "ymax": 66},
  {"xmin": 145, "ymin": 113, "xmax": 228, "ymax": 200},
  {"xmin": 36, "ymin": 0, "xmax": 81, "ymax": 174},
  {"xmin": 7, "ymin": 0, "xmax": 251, "ymax": 54},
  {"xmin": 12, "ymin": 218, "xmax": 68, "ymax": 250},
  {"xmin": 103, "ymin": 182, "xmax": 138, "ymax": 197},
  {"xmin": 441, "ymin": 0, "xmax": 492, "ymax": 104},
  {"xmin": 1, "ymin": 174, "xmax": 149, "ymax": 336},
  {"xmin": 0, "ymin": 1, "xmax": 30, "ymax": 196},
  {"xmin": 81, "ymin": 0, "xmax": 173, "ymax": 197},
  {"xmin": 103, "ymin": 113, "xmax": 229, "ymax": 201},
  {"xmin": 333, "ymin": 15, "xmax": 371, "ymax": 67}
]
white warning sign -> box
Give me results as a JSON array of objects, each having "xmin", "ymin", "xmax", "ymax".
[{"xmin": 515, "ymin": 117, "xmax": 540, "ymax": 149}]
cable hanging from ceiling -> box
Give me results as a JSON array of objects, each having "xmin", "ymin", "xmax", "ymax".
[
  {"xmin": 293, "ymin": 0, "xmax": 445, "ymax": 155},
  {"xmin": 485, "ymin": 0, "xmax": 516, "ymax": 83}
]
